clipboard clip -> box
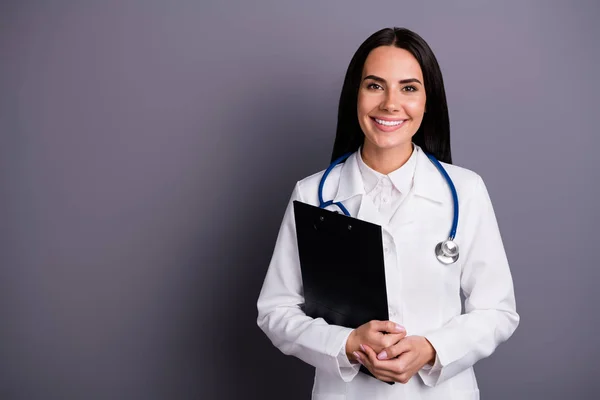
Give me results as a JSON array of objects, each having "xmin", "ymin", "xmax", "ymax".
[{"xmin": 313, "ymin": 214, "xmax": 353, "ymax": 232}]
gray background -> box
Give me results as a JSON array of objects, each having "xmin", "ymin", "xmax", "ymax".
[{"xmin": 1, "ymin": 0, "xmax": 599, "ymax": 399}]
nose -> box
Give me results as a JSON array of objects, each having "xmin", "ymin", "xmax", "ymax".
[{"xmin": 380, "ymin": 89, "xmax": 401, "ymax": 112}]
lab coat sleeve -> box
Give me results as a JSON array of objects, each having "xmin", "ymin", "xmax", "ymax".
[
  {"xmin": 419, "ymin": 175, "xmax": 520, "ymax": 387},
  {"xmin": 256, "ymin": 182, "xmax": 361, "ymax": 382}
]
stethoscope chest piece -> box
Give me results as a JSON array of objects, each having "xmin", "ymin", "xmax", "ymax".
[{"xmin": 435, "ymin": 239, "xmax": 459, "ymax": 265}]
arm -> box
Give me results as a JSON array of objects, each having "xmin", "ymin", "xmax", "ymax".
[
  {"xmin": 256, "ymin": 182, "xmax": 361, "ymax": 381},
  {"xmin": 418, "ymin": 175, "xmax": 520, "ymax": 386}
]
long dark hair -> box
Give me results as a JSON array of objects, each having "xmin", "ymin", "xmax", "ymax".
[{"xmin": 331, "ymin": 27, "xmax": 452, "ymax": 164}]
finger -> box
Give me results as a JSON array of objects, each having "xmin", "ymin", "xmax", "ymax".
[
  {"xmin": 352, "ymin": 351, "xmax": 366, "ymax": 365},
  {"xmin": 354, "ymin": 350, "xmax": 383, "ymax": 377},
  {"xmin": 396, "ymin": 348, "xmax": 418, "ymax": 368},
  {"xmin": 363, "ymin": 343, "xmax": 398, "ymax": 376},
  {"xmin": 380, "ymin": 332, "xmax": 407, "ymax": 348},
  {"xmin": 360, "ymin": 343, "xmax": 380, "ymax": 367},
  {"xmin": 367, "ymin": 332, "xmax": 404, "ymax": 354},
  {"xmin": 360, "ymin": 345, "xmax": 398, "ymax": 382},
  {"xmin": 377, "ymin": 338, "xmax": 412, "ymax": 360},
  {"xmin": 371, "ymin": 320, "xmax": 406, "ymax": 334}
]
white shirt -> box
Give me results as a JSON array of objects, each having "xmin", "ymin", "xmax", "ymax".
[{"xmin": 356, "ymin": 145, "xmax": 418, "ymax": 225}]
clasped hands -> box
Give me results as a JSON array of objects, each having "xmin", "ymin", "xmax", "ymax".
[{"xmin": 345, "ymin": 320, "xmax": 436, "ymax": 384}]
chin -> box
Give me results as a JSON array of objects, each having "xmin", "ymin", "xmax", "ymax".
[{"xmin": 365, "ymin": 135, "xmax": 411, "ymax": 152}]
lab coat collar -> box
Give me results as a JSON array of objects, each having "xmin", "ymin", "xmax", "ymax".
[
  {"xmin": 332, "ymin": 145, "xmax": 449, "ymax": 205},
  {"xmin": 412, "ymin": 145, "xmax": 449, "ymax": 204},
  {"xmin": 331, "ymin": 152, "xmax": 365, "ymax": 204}
]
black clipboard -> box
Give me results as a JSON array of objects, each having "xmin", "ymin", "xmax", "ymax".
[{"xmin": 293, "ymin": 200, "xmax": 394, "ymax": 384}]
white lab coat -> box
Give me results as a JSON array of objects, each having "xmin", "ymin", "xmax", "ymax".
[{"xmin": 256, "ymin": 146, "xmax": 519, "ymax": 400}]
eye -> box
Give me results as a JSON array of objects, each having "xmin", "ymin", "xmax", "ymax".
[
  {"xmin": 366, "ymin": 83, "xmax": 383, "ymax": 90},
  {"xmin": 402, "ymin": 85, "xmax": 418, "ymax": 92}
]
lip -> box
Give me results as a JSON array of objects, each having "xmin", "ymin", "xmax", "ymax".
[{"xmin": 370, "ymin": 116, "xmax": 407, "ymax": 132}]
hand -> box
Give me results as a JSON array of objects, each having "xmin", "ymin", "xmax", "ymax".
[
  {"xmin": 345, "ymin": 320, "xmax": 406, "ymax": 362},
  {"xmin": 352, "ymin": 336, "xmax": 436, "ymax": 384}
]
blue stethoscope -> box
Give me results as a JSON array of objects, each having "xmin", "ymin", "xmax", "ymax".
[{"xmin": 318, "ymin": 151, "xmax": 460, "ymax": 265}]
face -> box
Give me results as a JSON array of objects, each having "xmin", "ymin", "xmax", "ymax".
[{"xmin": 357, "ymin": 46, "xmax": 427, "ymax": 154}]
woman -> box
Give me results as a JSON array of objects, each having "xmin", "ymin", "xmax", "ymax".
[{"xmin": 256, "ymin": 27, "xmax": 519, "ymax": 400}]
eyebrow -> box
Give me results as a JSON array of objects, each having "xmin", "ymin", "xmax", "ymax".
[{"xmin": 363, "ymin": 75, "xmax": 423, "ymax": 85}]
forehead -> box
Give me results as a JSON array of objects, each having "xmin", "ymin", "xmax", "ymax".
[{"xmin": 362, "ymin": 46, "xmax": 423, "ymax": 80}]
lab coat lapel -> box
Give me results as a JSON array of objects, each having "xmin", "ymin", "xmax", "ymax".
[
  {"xmin": 331, "ymin": 152, "xmax": 385, "ymax": 226},
  {"xmin": 356, "ymin": 196, "xmax": 385, "ymax": 226},
  {"xmin": 388, "ymin": 147, "xmax": 448, "ymax": 234},
  {"xmin": 388, "ymin": 191, "xmax": 417, "ymax": 230}
]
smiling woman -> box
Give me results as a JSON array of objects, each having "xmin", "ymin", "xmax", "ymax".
[{"xmin": 257, "ymin": 27, "xmax": 519, "ymax": 400}]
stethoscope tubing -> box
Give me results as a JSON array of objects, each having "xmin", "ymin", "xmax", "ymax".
[
  {"xmin": 424, "ymin": 153, "xmax": 459, "ymax": 240},
  {"xmin": 317, "ymin": 152, "xmax": 353, "ymax": 217},
  {"xmin": 317, "ymin": 150, "xmax": 460, "ymax": 252}
]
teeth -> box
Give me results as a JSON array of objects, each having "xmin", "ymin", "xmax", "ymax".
[{"xmin": 375, "ymin": 118, "xmax": 404, "ymax": 126}]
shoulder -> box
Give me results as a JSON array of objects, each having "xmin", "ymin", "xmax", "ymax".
[
  {"xmin": 438, "ymin": 161, "xmax": 487, "ymax": 202},
  {"xmin": 293, "ymin": 162, "xmax": 346, "ymax": 205},
  {"xmin": 296, "ymin": 167, "xmax": 329, "ymax": 190},
  {"xmin": 439, "ymin": 161, "xmax": 482, "ymax": 185}
]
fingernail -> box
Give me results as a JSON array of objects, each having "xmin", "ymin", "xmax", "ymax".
[
  {"xmin": 377, "ymin": 351, "xmax": 388, "ymax": 360},
  {"xmin": 360, "ymin": 344, "xmax": 365, "ymax": 352},
  {"xmin": 396, "ymin": 324, "xmax": 405, "ymax": 332},
  {"xmin": 353, "ymin": 351, "xmax": 361, "ymax": 360}
]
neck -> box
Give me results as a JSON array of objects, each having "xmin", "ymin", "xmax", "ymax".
[{"xmin": 361, "ymin": 142, "xmax": 414, "ymax": 175}]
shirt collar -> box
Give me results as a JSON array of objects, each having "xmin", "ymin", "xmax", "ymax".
[
  {"xmin": 333, "ymin": 144, "xmax": 449, "ymax": 205},
  {"xmin": 356, "ymin": 144, "xmax": 418, "ymax": 195},
  {"xmin": 356, "ymin": 148, "xmax": 384, "ymax": 193}
]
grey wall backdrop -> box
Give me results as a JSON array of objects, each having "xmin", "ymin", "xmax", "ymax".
[{"xmin": 1, "ymin": 1, "xmax": 599, "ymax": 399}]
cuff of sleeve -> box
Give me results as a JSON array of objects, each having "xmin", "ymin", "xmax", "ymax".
[
  {"xmin": 332, "ymin": 328, "xmax": 361, "ymax": 382},
  {"xmin": 418, "ymin": 337, "xmax": 444, "ymax": 387}
]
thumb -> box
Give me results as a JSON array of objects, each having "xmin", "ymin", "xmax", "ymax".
[{"xmin": 373, "ymin": 320, "xmax": 406, "ymax": 334}]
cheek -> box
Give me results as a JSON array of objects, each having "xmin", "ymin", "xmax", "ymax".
[
  {"xmin": 406, "ymin": 98, "xmax": 426, "ymax": 119},
  {"xmin": 356, "ymin": 97, "xmax": 367, "ymax": 118},
  {"xmin": 357, "ymin": 93, "xmax": 378, "ymax": 117}
]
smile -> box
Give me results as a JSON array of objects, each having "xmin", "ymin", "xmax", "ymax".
[
  {"xmin": 370, "ymin": 117, "xmax": 406, "ymax": 131},
  {"xmin": 374, "ymin": 118, "xmax": 404, "ymax": 126}
]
